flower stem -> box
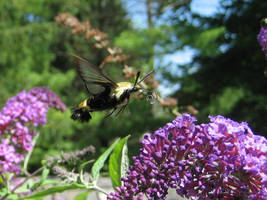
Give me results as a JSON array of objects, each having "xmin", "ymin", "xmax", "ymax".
[
  {"xmin": 0, "ymin": 166, "xmax": 44, "ymax": 200},
  {"xmin": 93, "ymin": 185, "xmax": 108, "ymax": 195},
  {"xmin": 23, "ymin": 132, "xmax": 40, "ymax": 176}
]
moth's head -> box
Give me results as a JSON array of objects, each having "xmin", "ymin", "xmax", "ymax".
[{"xmin": 131, "ymin": 70, "xmax": 158, "ymax": 104}]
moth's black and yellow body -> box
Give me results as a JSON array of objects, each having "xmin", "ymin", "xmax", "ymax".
[{"xmin": 71, "ymin": 55, "xmax": 147, "ymax": 122}]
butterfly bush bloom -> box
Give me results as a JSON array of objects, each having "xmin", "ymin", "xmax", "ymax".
[
  {"xmin": 258, "ymin": 18, "xmax": 267, "ymax": 58},
  {"xmin": 0, "ymin": 87, "xmax": 66, "ymax": 174},
  {"xmin": 107, "ymin": 114, "xmax": 267, "ymax": 200}
]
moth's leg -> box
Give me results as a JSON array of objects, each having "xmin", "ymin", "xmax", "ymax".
[
  {"xmin": 115, "ymin": 97, "xmax": 129, "ymax": 117},
  {"xmin": 105, "ymin": 108, "xmax": 117, "ymax": 118}
]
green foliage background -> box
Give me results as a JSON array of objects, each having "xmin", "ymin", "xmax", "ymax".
[
  {"xmin": 171, "ymin": 0, "xmax": 267, "ymax": 135},
  {"xmin": 1, "ymin": 0, "xmax": 267, "ymax": 170},
  {"xmin": 0, "ymin": 0, "xmax": 172, "ymax": 169}
]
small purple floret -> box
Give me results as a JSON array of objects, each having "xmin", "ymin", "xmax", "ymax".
[{"xmin": 258, "ymin": 19, "xmax": 267, "ymax": 58}]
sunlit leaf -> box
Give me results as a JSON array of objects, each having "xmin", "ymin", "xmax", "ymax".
[
  {"xmin": 91, "ymin": 138, "xmax": 120, "ymax": 181},
  {"xmin": 109, "ymin": 135, "xmax": 130, "ymax": 188}
]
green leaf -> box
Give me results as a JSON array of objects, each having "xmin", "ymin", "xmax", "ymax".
[
  {"xmin": 39, "ymin": 179, "xmax": 59, "ymax": 186},
  {"xmin": 22, "ymin": 184, "xmax": 86, "ymax": 199},
  {"xmin": 91, "ymin": 138, "xmax": 120, "ymax": 181},
  {"xmin": 41, "ymin": 168, "xmax": 50, "ymax": 185},
  {"xmin": 30, "ymin": 168, "xmax": 50, "ymax": 190},
  {"xmin": 79, "ymin": 160, "xmax": 94, "ymax": 173},
  {"xmin": 3, "ymin": 194, "xmax": 19, "ymax": 200},
  {"xmin": 74, "ymin": 190, "xmax": 90, "ymax": 200},
  {"xmin": 109, "ymin": 135, "xmax": 130, "ymax": 188},
  {"xmin": 195, "ymin": 26, "xmax": 225, "ymax": 55},
  {"xmin": 0, "ymin": 174, "xmax": 5, "ymax": 185},
  {"xmin": 0, "ymin": 188, "xmax": 8, "ymax": 197},
  {"xmin": 119, "ymin": 137, "xmax": 130, "ymax": 180},
  {"xmin": 79, "ymin": 159, "xmax": 94, "ymax": 185}
]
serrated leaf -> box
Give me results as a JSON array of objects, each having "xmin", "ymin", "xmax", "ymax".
[
  {"xmin": 91, "ymin": 138, "xmax": 120, "ymax": 181},
  {"xmin": 74, "ymin": 190, "xmax": 90, "ymax": 200},
  {"xmin": 21, "ymin": 184, "xmax": 86, "ymax": 199},
  {"xmin": 109, "ymin": 135, "xmax": 130, "ymax": 188}
]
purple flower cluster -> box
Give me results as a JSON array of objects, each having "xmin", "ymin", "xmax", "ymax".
[
  {"xmin": 258, "ymin": 18, "xmax": 267, "ymax": 58},
  {"xmin": 0, "ymin": 87, "xmax": 66, "ymax": 174},
  {"xmin": 107, "ymin": 114, "xmax": 267, "ymax": 200}
]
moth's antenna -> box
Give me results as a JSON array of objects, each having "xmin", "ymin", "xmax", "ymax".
[
  {"xmin": 134, "ymin": 71, "xmax": 141, "ymax": 87},
  {"xmin": 137, "ymin": 69, "xmax": 155, "ymax": 84},
  {"xmin": 134, "ymin": 70, "xmax": 158, "ymax": 104}
]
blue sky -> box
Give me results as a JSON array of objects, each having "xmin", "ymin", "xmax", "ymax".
[
  {"xmin": 124, "ymin": 0, "xmax": 220, "ymax": 29},
  {"xmin": 124, "ymin": 0, "xmax": 220, "ymax": 64},
  {"xmin": 168, "ymin": 0, "xmax": 220, "ymax": 64},
  {"xmin": 191, "ymin": 0, "xmax": 220, "ymax": 17},
  {"xmin": 123, "ymin": 0, "xmax": 221, "ymax": 96},
  {"xmin": 164, "ymin": 0, "xmax": 221, "ymax": 64}
]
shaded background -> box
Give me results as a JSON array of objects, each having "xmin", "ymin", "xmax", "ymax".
[{"xmin": 0, "ymin": 0, "xmax": 266, "ymax": 170}]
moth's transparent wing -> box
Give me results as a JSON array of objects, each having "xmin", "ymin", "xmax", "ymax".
[{"xmin": 73, "ymin": 55, "xmax": 118, "ymax": 95}]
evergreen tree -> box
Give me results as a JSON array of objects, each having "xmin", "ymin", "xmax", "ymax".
[{"xmin": 168, "ymin": 0, "xmax": 267, "ymax": 135}]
